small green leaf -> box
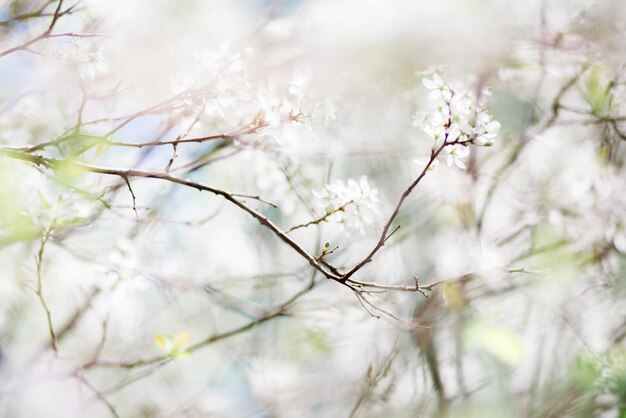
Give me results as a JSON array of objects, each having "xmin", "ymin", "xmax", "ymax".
[
  {"xmin": 155, "ymin": 331, "xmax": 191, "ymax": 360},
  {"xmin": 171, "ymin": 350, "xmax": 191, "ymax": 360},
  {"xmin": 155, "ymin": 334, "xmax": 170, "ymax": 350}
]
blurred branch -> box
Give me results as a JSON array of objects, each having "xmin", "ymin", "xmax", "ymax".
[
  {"xmin": 33, "ymin": 223, "xmax": 58, "ymax": 353},
  {"xmin": 286, "ymin": 200, "xmax": 354, "ymax": 233},
  {"xmin": 74, "ymin": 369, "xmax": 121, "ymax": 418},
  {"xmin": 0, "ymin": 1, "xmax": 101, "ymax": 58},
  {"xmin": 343, "ymin": 136, "xmax": 471, "ymax": 281},
  {"xmin": 0, "ymin": 148, "xmax": 342, "ymax": 279},
  {"xmin": 349, "ymin": 336, "xmax": 402, "ymax": 417},
  {"xmin": 343, "ymin": 145, "xmax": 443, "ymax": 280},
  {"xmin": 0, "ymin": 0, "xmax": 56, "ymax": 26},
  {"xmin": 82, "ymin": 271, "xmax": 318, "ymax": 372},
  {"xmin": 15, "ymin": 119, "xmax": 260, "ymax": 154},
  {"xmin": 477, "ymin": 62, "xmax": 591, "ymax": 232},
  {"xmin": 106, "ymin": 119, "xmax": 263, "ymax": 149},
  {"xmin": 55, "ymin": 287, "xmax": 102, "ymax": 342}
]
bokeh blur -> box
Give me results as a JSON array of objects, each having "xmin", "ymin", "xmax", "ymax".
[{"xmin": 1, "ymin": 0, "xmax": 626, "ymax": 417}]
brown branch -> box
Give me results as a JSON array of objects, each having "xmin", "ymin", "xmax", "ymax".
[
  {"xmin": 543, "ymin": 62, "xmax": 592, "ymax": 129},
  {"xmin": 354, "ymin": 291, "xmax": 424, "ymax": 328},
  {"xmin": 46, "ymin": 32, "xmax": 107, "ymax": 38},
  {"xmin": 477, "ymin": 62, "xmax": 591, "ymax": 232},
  {"xmin": 16, "ymin": 125, "xmax": 248, "ymax": 154},
  {"xmin": 0, "ymin": 0, "xmax": 56, "ymax": 26},
  {"xmin": 74, "ymin": 370, "xmax": 121, "ymax": 418},
  {"xmin": 84, "ymin": 272, "xmax": 318, "ymax": 370},
  {"xmin": 0, "ymin": 0, "xmax": 92, "ymax": 58},
  {"xmin": 121, "ymin": 175, "xmax": 138, "ymax": 219},
  {"xmin": 1, "ymin": 148, "xmax": 341, "ymax": 282},
  {"xmin": 47, "ymin": 0, "xmax": 66, "ymax": 33},
  {"xmin": 353, "ymin": 291, "xmax": 380, "ymax": 319},
  {"xmin": 34, "ymin": 224, "xmax": 58, "ymax": 352},
  {"xmin": 106, "ymin": 131, "xmax": 238, "ymax": 148},
  {"xmin": 349, "ymin": 336, "xmax": 402, "ymax": 418},
  {"xmin": 165, "ymin": 143, "xmax": 178, "ymax": 173},
  {"xmin": 286, "ymin": 200, "xmax": 354, "ymax": 233},
  {"xmin": 55, "ymin": 287, "xmax": 102, "ymax": 342},
  {"xmin": 101, "ymin": 88, "xmax": 213, "ymax": 138},
  {"xmin": 230, "ymin": 193, "xmax": 278, "ymax": 208},
  {"xmin": 347, "ymin": 275, "xmax": 431, "ymax": 297},
  {"xmin": 343, "ymin": 142, "xmax": 447, "ymax": 280}
]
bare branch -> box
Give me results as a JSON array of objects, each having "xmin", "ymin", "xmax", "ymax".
[
  {"xmin": 122, "ymin": 176, "xmax": 139, "ymax": 219},
  {"xmin": 34, "ymin": 224, "xmax": 58, "ymax": 352},
  {"xmin": 343, "ymin": 143, "xmax": 447, "ymax": 280},
  {"xmin": 286, "ymin": 200, "xmax": 354, "ymax": 233}
]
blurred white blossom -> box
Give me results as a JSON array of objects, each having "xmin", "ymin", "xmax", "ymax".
[
  {"xmin": 69, "ymin": 43, "xmax": 109, "ymax": 79},
  {"xmin": 312, "ymin": 175, "xmax": 381, "ymax": 234},
  {"xmin": 249, "ymin": 359, "xmax": 302, "ymax": 411}
]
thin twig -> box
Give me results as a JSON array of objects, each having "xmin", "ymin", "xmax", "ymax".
[
  {"xmin": 122, "ymin": 175, "xmax": 138, "ymax": 219},
  {"xmin": 343, "ymin": 141, "xmax": 448, "ymax": 280},
  {"xmin": 0, "ymin": 148, "xmax": 342, "ymax": 281},
  {"xmin": 34, "ymin": 224, "xmax": 58, "ymax": 352},
  {"xmin": 286, "ymin": 201, "xmax": 354, "ymax": 233}
]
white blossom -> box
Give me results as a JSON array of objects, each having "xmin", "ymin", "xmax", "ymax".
[
  {"xmin": 312, "ymin": 175, "xmax": 381, "ymax": 234},
  {"xmin": 417, "ymin": 73, "xmax": 500, "ymax": 170},
  {"xmin": 70, "ymin": 44, "xmax": 108, "ymax": 79},
  {"xmin": 414, "ymin": 157, "xmax": 440, "ymax": 171},
  {"xmin": 445, "ymin": 144, "xmax": 470, "ymax": 169}
]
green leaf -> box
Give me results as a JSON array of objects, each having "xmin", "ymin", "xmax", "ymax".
[
  {"xmin": 155, "ymin": 331, "xmax": 191, "ymax": 360},
  {"xmin": 155, "ymin": 334, "xmax": 169, "ymax": 350}
]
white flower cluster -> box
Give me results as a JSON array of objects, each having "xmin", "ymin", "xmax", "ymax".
[
  {"xmin": 66, "ymin": 42, "xmax": 109, "ymax": 79},
  {"xmin": 312, "ymin": 175, "xmax": 381, "ymax": 234},
  {"xmin": 256, "ymin": 74, "xmax": 336, "ymax": 132},
  {"xmin": 238, "ymin": 74, "xmax": 336, "ymax": 160},
  {"xmin": 416, "ymin": 73, "xmax": 501, "ymax": 170}
]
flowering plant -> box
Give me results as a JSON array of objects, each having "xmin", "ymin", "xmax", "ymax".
[
  {"xmin": 312, "ymin": 175, "xmax": 381, "ymax": 234},
  {"xmin": 1, "ymin": 1, "xmax": 625, "ymax": 417}
]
